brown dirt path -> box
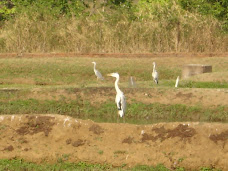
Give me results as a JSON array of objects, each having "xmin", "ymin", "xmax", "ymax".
[{"xmin": 0, "ymin": 114, "xmax": 228, "ymax": 170}]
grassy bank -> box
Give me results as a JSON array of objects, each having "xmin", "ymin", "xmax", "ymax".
[
  {"xmin": 0, "ymin": 159, "xmax": 221, "ymax": 171},
  {"xmin": 0, "ymin": 97, "xmax": 227, "ymax": 123}
]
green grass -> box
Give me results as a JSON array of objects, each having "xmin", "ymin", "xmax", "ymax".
[
  {"xmin": 178, "ymin": 81, "xmax": 228, "ymax": 88},
  {"xmin": 0, "ymin": 159, "xmax": 111, "ymax": 171},
  {"xmin": 0, "ymin": 159, "xmax": 221, "ymax": 171},
  {"xmin": 0, "ymin": 57, "xmax": 228, "ymax": 88},
  {"xmin": 0, "ymin": 98, "xmax": 227, "ymax": 123},
  {"xmin": 0, "ymin": 57, "xmax": 227, "ymax": 124}
]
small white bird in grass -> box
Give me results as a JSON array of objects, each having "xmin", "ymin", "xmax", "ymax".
[
  {"xmin": 152, "ymin": 62, "xmax": 158, "ymax": 84},
  {"xmin": 129, "ymin": 76, "xmax": 137, "ymax": 87},
  {"xmin": 107, "ymin": 73, "xmax": 126, "ymax": 123},
  {"xmin": 175, "ymin": 76, "xmax": 180, "ymax": 88},
  {"xmin": 92, "ymin": 62, "xmax": 104, "ymax": 81}
]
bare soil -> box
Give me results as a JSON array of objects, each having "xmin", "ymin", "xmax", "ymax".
[{"xmin": 0, "ymin": 114, "xmax": 228, "ymax": 170}]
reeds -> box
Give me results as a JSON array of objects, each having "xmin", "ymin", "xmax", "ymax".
[{"xmin": 0, "ymin": 1, "xmax": 227, "ymax": 53}]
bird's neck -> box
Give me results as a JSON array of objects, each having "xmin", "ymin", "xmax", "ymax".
[
  {"xmin": 115, "ymin": 77, "xmax": 121, "ymax": 94},
  {"xmin": 93, "ymin": 63, "xmax": 96, "ymax": 71},
  {"xmin": 153, "ymin": 64, "xmax": 156, "ymax": 72}
]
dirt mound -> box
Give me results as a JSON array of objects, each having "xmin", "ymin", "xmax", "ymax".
[{"xmin": 0, "ymin": 114, "xmax": 228, "ymax": 170}]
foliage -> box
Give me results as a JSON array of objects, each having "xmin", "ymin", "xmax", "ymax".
[
  {"xmin": 0, "ymin": 0, "xmax": 227, "ymax": 53},
  {"xmin": 1, "ymin": 0, "xmax": 88, "ymax": 19},
  {"xmin": 178, "ymin": 0, "xmax": 228, "ymax": 30},
  {"xmin": 0, "ymin": 0, "xmax": 15, "ymax": 21}
]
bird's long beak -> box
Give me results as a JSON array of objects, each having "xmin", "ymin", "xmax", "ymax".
[{"xmin": 107, "ymin": 73, "xmax": 112, "ymax": 76}]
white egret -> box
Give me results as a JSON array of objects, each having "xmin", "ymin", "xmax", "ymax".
[
  {"xmin": 152, "ymin": 62, "xmax": 159, "ymax": 84},
  {"xmin": 129, "ymin": 76, "xmax": 136, "ymax": 87},
  {"xmin": 175, "ymin": 76, "xmax": 179, "ymax": 88},
  {"xmin": 107, "ymin": 73, "xmax": 126, "ymax": 123},
  {"xmin": 92, "ymin": 62, "xmax": 104, "ymax": 81}
]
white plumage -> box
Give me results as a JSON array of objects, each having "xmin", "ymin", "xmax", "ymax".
[
  {"xmin": 152, "ymin": 62, "xmax": 159, "ymax": 84},
  {"xmin": 129, "ymin": 76, "xmax": 136, "ymax": 87},
  {"xmin": 175, "ymin": 76, "xmax": 179, "ymax": 88},
  {"xmin": 92, "ymin": 62, "xmax": 104, "ymax": 80},
  {"xmin": 107, "ymin": 73, "xmax": 126, "ymax": 120}
]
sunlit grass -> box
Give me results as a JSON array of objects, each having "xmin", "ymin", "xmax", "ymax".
[{"xmin": 0, "ymin": 57, "xmax": 228, "ymax": 89}]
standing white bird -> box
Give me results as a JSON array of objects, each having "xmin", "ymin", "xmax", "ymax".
[
  {"xmin": 107, "ymin": 73, "xmax": 126, "ymax": 123},
  {"xmin": 129, "ymin": 76, "xmax": 136, "ymax": 87},
  {"xmin": 152, "ymin": 62, "xmax": 159, "ymax": 84},
  {"xmin": 175, "ymin": 76, "xmax": 179, "ymax": 88},
  {"xmin": 92, "ymin": 62, "xmax": 104, "ymax": 81}
]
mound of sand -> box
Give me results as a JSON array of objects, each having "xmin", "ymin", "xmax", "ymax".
[{"xmin": 0, "ymin": 114, "xmax": 227, "ymax": 170}]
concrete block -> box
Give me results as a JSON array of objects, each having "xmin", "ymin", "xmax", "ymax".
[{"xmin": 182, "ymin": 64, "xmax": 212, "ymax": 79}]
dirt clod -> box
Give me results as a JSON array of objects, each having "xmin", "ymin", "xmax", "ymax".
[
  {"xmin": 209, "ymin": 130, "xmax": 228, "ymax": 143},
  {"xmin": 16, "ymin": 116, "xmax": 55, "ymax": 136},
  {"xmin": 24, "ymin": 148, "xmax": 29, "ymax": 151},
  {"xmin": 72, "ymin": 139, "xmax": 85, "ymax": 147},
  {"xmin": 142, "ymin": 133, "xmax": 156, "ymax": 142},
  {"xmin": 176, "ymin": 92, "xmax": 193, "ymax": 99},
  {"xmin": 89, "ymin": 124, "xmax": 104, "ymax": 135},
  {"xmin": 166, "ymin": 124, "xmax": 196, "ymax": 141},
  {"xmin": 66, "ymin": 138, "xmax": 72, "ymax": 145},
  {"xmin": 4, "ymin": 145, "xmax": 14, "ymax": 151},
  {"xmin": 142, "ymin": 124, "xmax": 196, "ymax": 142},
  {"xmin": 122, "ymin": 137, "xmax": 134, "ymax": 144}
]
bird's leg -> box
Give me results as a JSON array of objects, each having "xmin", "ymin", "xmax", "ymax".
[
  {"xmin": 96, "ymin": 77, "xmax": 99, "ymax": 86},
  {"xmin": 117, "ymin": 112, "xmax": 119, "ymax": 123},
  {"xmin": 123, "ymin": 116, "xmax": 125, "ymax": 123}
]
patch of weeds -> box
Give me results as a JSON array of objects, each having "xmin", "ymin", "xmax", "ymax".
[
  {"xmin": 98, "ymin": 150, "xmax": 104, "ymax": 155},
  {"xmin": 179, "ymin": 81, "xmax": 228, "ymax": 88},
  {"xmin": 0, "ymin": 124, "xmax": 7, "ymax": 130},
  {"xmin": 57, "ymin": 154, "xmax": 70, "ymax": 163},
  {"xmin": 94, "ymin": 137, "xmax": 103, "ymax": 141},
  {"xmin": 162, "ymin": 152, "xmax": 186, "ymax": 170},
  {"xmin": 114, "ymin": 150, "xmax": 127, "ymax": 155},
  {"xmin": 62, "ymin": 154, "xmax": 70, "ymax": 161},
  {"xmin": 131, "ymin": 164, "xmax": 170, "ymax": 171},
  {"xmin": 57, "ymin": 157, "xmax": 63, "ymax": 163},
  {"xmin": 18, "ymin": 138, "xmax": 28, "ymax": 144},
  {"xmin": 178, "ymin": 157, "xmax": 185, "ymax": 163},
  {"xmin": 113, "ymin": 154, "xmax": 118, "ymax": 158},
  {"xmin": 162, "ymin": 80, "xmax": 177, "ymax": 87},
  {"xmin": 121, "ymin": 163, "xmax": 127, "ymax": 168},
  {"xmin": 200, "ymin": 167, "xmax": 222, "ymax": 171}
]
